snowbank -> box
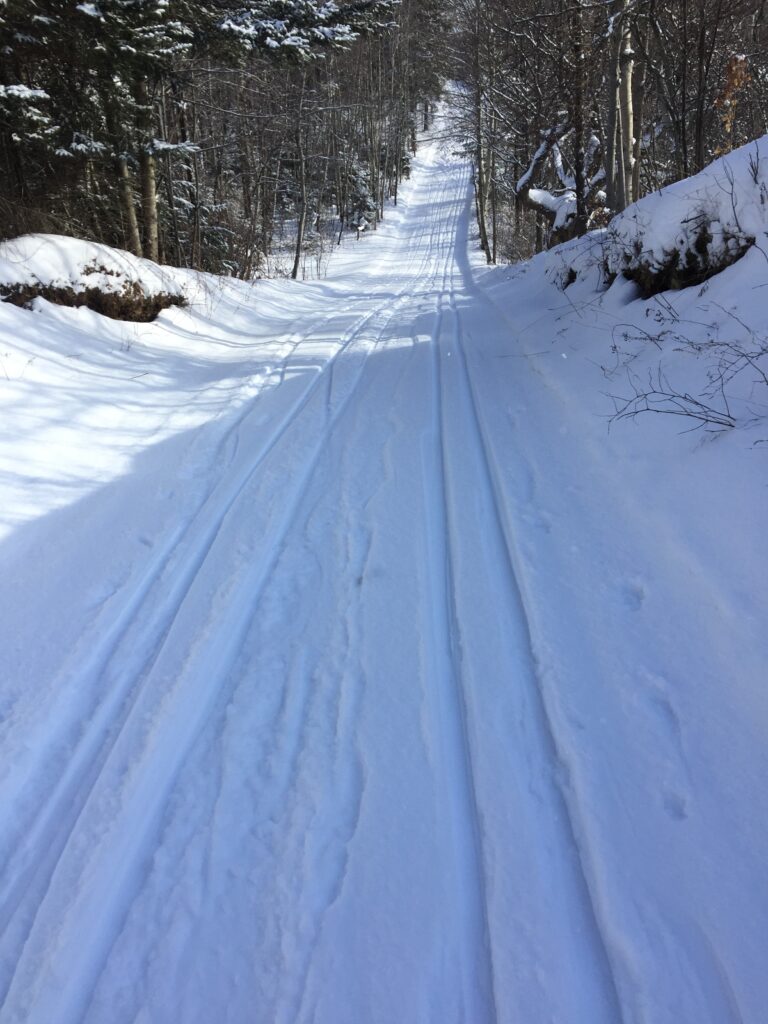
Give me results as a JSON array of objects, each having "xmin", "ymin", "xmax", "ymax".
[
  {"xmin": 548, "ymin": 136, "xmax": 768, "ymax": 296},
  {"xmin": 0, "ymin": 234, "xmax": 185, "ymax": 297},
  {"xmin": 606, "ymin": 136, "xmax": 768, "ymax": 294},
  {"xmin": 0, "ymin": 146, "xmax": 431, "ymax": 538},
  {"xmin": 608, "ymin": 137, "xmax": 767, "ymax": 269},
  {"xmin": 0, "ymin": 234, "xmax": 187, "ymax": 320},
  {"xmin": 476, "ymin": 135, "xmax": 768, "ymax": 438}
]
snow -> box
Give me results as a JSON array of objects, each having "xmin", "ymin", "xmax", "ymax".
[
  {"xmin": 528, "ymin": 186, "xmax": 576, "ymax": 230},
  {"xmin": 1, "ymin": 110, "xmax": 767, "ymax": 1024},
  {"xmin": 221, "ymin": 11, "xmax": 356, "ymax": 52},
  {"xmin": 150, "ymin": 137, "xmax": 199, "ymax": 154},
  {"xmin": 516, "ymin": 135, "xmax": 551, "ymax": 191},
  {"xmin": 602, "ymin": 134, "xmax": 768, "ymax": 280},
  {"xmin": 0, "ymin": 84, "xmax": 48, "ymax": 100},
  {"xmin": 75, "ymin": 3, "xmax": 103, "ymax": 18},
  {"xmin": 0, "ymin": 234, "xmax": 186, "ymax": 300}
]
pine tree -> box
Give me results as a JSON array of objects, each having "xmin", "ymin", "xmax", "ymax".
[{"xmin": 0, "ymin": 0, "xmax": 437, "ymax": 272}]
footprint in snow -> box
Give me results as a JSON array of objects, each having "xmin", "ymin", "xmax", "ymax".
[
  {"xmin": 662, "ymin": 790, "xmax": 689, "ymax": 822},
  {"xmin": 622, "ymin": 579, "xmax": 646, "ymax": 611}
]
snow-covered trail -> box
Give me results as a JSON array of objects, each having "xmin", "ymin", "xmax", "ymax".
[{"xmin": 1, "ymin": 121, "xmax": 767, "ymax": 1024}]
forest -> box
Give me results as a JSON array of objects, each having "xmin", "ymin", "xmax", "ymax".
[{"xmin": 1, "ymin": 0, "xmax": 767, "ymax": 275}]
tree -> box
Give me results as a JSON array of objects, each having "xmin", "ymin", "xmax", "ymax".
[
  {"xmin": 449, "ymin": 0, "xmax": 768, "ymax": 260},
  {"xmin": 1, "ymin": 0, "xmax": 444, "ymax": 276}
]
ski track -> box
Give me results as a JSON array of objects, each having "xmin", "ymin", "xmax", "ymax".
[
  {"xmin": 0, "ymin": 158, "xmax": 443, "ymax": 857},
  {"xmin": 1, "ymin": 117, "xmax": 764, "ymax": 1024},
  {"xmin": 442, "ymin": 258, "xmax": 624, "ymax": 1021},
  {"xmin": 0, "ymin": 271, "xmax": 424, "ymax": 923},
  {"xmin": 0, "ymin": 195, "xmax": 442, "ymax": 1019},
  {"xmin": 0, "ymin": 145, "xmax": 457, "ymax": 1024}
]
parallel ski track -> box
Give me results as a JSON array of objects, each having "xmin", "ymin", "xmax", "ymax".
[
  {"xmin": 0, "ymin": 165, "xmax": 452, "ymax": 1024},
  {"xmin": 182, "ymin": 174, "xmax": 454, "ymax": 1024},
  {"xmin": 441, "ymin": 196, "xmax": 626, "ymax": 1022},
  {"xmin": 1, "ymin": 144, "xmax": 627, "ymax": 1024},
  {"xmin": 418, "ymin": 155, "xmax": 500, "ymax": 1024},
  {"xmin": 276, "ymin": 332, "xmax": 427, "ymax": 1024}
]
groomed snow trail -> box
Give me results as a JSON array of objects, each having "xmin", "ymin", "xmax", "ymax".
[{"xmin": 1, "ymin": 120, "xmax": 767, "ymax": 1024}]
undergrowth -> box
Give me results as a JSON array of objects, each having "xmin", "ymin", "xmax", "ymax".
[{"xmin": 0, "ymin": 277, "xmax": 186, "ymax": 322}]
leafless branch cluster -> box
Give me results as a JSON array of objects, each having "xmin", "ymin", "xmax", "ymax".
[
  {"xmin": 603, "ymin": 304, "xmax": 768, "ymax": 432},
  {"xmin": 448, "ymin": 0, "xmax": 768, "ymax": 262},
  {"xmin": 607, "ymin": 366, "xmax": 738, "ymax": 431}
]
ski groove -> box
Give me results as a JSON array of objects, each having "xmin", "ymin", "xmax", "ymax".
[
  {"xmin": 443, "ymin": 218, "xmax": 627, "ymax": 1021},
  {"xmin": 417, "ymin": 158, "xmax": 500, "ymax": 1024}
]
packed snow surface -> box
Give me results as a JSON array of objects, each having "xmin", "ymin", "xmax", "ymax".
[{"xmin": 1, "ymin": 115, "xmax": 767, "ymax": 1024}]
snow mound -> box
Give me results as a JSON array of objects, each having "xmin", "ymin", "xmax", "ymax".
[
  {"xmin": 0, "ymin": 234, "xmax": 186, "ymax": 320},
  {"xmin": 546, "ymin": 136, "xmax": 768, "ymax": 297},
  {"xmin": 605, "ymin": 136, "xmax": 768, "ymax": 294}
]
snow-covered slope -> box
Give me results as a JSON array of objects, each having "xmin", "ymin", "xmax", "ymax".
[
  {"xmin": 538, "ymin": 134, "xmax": 768, "ymax": 303},
  {"xmin": 1, "ymin": 119, "xmax": 766, "ymax": 1024},
  {"xmin": 603, "ymin": 134, "xmax": 768, "ymax": 286},
  {"xmin": 0, "ymin": 234, "xmax": 186, "ymax": 299}
]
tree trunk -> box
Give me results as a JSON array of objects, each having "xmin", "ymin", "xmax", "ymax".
[
  {"xmin": 159, "ymin": 85, "xmax": 182, "ymax": 266},
  {"xmin": 631, "ymin": 15, "xmax": 649, "ymax": 202},
  {"xmin": 117, "ymin": 156, "xmax": 143, "ymax": 257},
  {"xmin": 472, "ymin": 6, "xmax": 492, "ymax": 263},
  {"xmin": 291, "ymin": 78, "xmax": 308, "ymax": 281},
  {"xmin": 619, "ymin": 19, "xmax": 635, "ymax": 207},
  {"xmin": 106, "ymin": 98, "xmax": 143, "ymax": 257},
  {"xmin": 475, "ymin": 156, "xmax": 492, "ymax": 262},
  {"xmin": 135, "ymin": 78, "xmax": 159, "ymax": 262},
  {"xmin": 191, "ymin": 152, "xmax": 202, "ymax": 270},
  {"xmin": 140, "ymin": 149, "xmax": 159, "ymax": 262},
  {"xmin": 680, "ymin": 0, "xmax": 689, "ymax": 177},
  {"xmin": 535, "ymin": 211, "xmax": 544, "ymax": 253},
  {"xmin": 291, "ymin": 146, "xmax": 307, "ymax": 280},
  {"xmin": 604, "ymin": 0, "xmax": 625, "ymax": 211},
  {"xmin": 616, "ymin": 105, "xmax": 627, "ymax": 208},
  {"xmin": 490, "ymin": 152, "xmax": 498, "ymax": 264},
  {"xmin": 571, "ymin": 0, "xmax": 588, "ymax": 235}
]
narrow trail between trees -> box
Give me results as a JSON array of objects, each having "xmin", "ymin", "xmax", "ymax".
[{"xmin": 1, "ymin": 116, "xmax": 766, "ymax": 1024}]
